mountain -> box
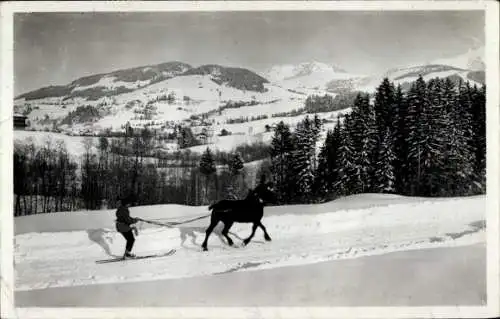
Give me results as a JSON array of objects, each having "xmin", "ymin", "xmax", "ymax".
[
  {"xmin": 327, "ymin": 47, "xmax": 485, "ymax": 94},
  {"xmin": 15, "ymin": 62, "xmax": 269, "ymax": 102},
  {"xmin": 264, "ymin": 62, "xmax": 359, "ymax": 94},
  {"xmin": 265, "ymin": 61, "xmax": 347, "ymax": 82},
  {"xmin": 17, "ymin": 62, "xmax": 192, "ymax": 101}
]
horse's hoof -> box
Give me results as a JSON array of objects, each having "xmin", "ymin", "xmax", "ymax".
[
  {"xmin": 202, "ymin": 246, "xmax": 208, "ymax": 251},
  {"xmin": 265, "ymin": 236, "xmax": 272, "ymax": 241},
  {"xmin": 243, "ymin": 240, "xmax": 250, "ymax": 246},
  {"xmin": 228, "ymin": 241, "xmax": 234, "ymax": 246}
]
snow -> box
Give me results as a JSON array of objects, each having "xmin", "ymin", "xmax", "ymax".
[
  {"xmin": 14, "ymin": 194, "xmax": 485, "ymax": 293},
  {"xmin": 72, "ymin": 76, "xmax": 150, "ymax": 92},
  {"xmin": 16, "ymin": 244, "xmax": 486, "ymax": 307}
]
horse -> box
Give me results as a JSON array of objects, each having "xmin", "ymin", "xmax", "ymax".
[{"xmin": 201, "ymin": 182, "xmax": 276, "ymax": 251}]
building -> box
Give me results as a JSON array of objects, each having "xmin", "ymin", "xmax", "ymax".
[{"xmin": 13, "ymin": 113, "xmax": 28, "ymax": 130}]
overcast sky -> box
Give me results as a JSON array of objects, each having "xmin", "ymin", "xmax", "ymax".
[{"xmin": 14, "ymin": 11, "xmax": 484, "ymax": 96}]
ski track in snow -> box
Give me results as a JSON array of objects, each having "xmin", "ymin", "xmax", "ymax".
[{"xmin": 14, "ymin": 195, "xmax": 485, "ymax": 291}]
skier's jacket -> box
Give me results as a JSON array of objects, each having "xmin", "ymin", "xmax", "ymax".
[{"xmin": 115, "ymin": 206, "xmax": 138, "ymax": 233}]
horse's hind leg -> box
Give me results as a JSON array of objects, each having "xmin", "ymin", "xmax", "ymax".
[
  {"xmin": 201, "ymin": 214, "xmax": 218, "ymax": 251},
  {"xmin": 222, "ymin": 221, "xmax": 234, "ymax": 246},
  {"xmin": 243, "ymin": 222, "xmax": 259, "ymax": 246},
  {"xmin": 258, "ymin": 222, "xmax": 272, "ymax": 241}
]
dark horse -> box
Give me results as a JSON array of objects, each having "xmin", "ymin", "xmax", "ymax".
[{"xmin": 201, "ymin": 181, "xmax": 276, "ymax": 251}]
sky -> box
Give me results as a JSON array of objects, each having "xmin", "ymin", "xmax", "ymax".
[{"xmin": 14, "ymin": 11, "xmax": 484, "ymax": 96}]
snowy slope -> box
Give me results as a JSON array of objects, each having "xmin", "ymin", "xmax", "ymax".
[{"xmin": 14, "ymin": 194, "xmax": 485, "ymax": 292}]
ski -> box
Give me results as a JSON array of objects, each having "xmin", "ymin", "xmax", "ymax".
[{"xmin": 96, "ymin": 249, "xmax": 176, "ymax": 264}]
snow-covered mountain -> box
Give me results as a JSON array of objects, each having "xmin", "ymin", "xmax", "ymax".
[
  {"xmin": 347, "ymin": 63, "xmax": 485, "ymax": 94},
  {"xmin": 17, "ymin": 62, "xmax": 193, "ymax": 102},
  {"xmin": 327, "ymin": 47, "xmax": 485, "ymax": 94},
  {"xmin": 16, "ymin": 62, "xmax": 271, "ymax": 102},
  {"xmin": 264, "ymin": 61, "xmax": 361, "ymax": 94},
  {"xmin": 265, "ymin": 61, "xmax": 348, "ymax": 82}
]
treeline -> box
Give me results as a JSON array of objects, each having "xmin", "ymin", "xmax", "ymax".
[
  {"xmin": 269, "ymin": 76, "xmax": 486, "ymax": 204},
  {"xmin": 305, "ymin": 91, "xmax": 362, "ymax": 114},
  {"xmin": 60, "ymin": 105, "xmax": 102, "ymax": 125},
  {"xmin": 14, "ymin": 139, "xmax": 79, "ymax": 215},
  {"xmin": 226, "ymin": 114, "xmax": 269, "ymax": 124},
  {"xmin": 13, "ymin": 135, "xmax": 269, "ymax": 215}
]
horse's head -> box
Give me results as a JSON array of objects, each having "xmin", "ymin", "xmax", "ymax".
[{"xmin": 252, "ymin": 182, "xmax": 277, "ymax": 205}]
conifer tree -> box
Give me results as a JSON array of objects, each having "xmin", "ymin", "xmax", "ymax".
[
  {"xmin": 469, "ymin": 84, "xmax": 486, "ymax": 178},
  {"xmin": 291, "ymin": 116, "xmax": 317, "ymax": 202},
  {"xmin": 374, "ymin": 78, "xmax": 396, "ymax": 138},
  {"xmin": 315, "ymin": 117, "xmax": 342, "ymax": 199},
  {"xmin": 229, "ymin": 153, "xmax": 244, "ymax": 175},
  {"xmin": 374, "ymin": 128, "xmax": 396, "ymax": 193},
  {"xmin": 334, "ymin": 118, "xmax": 361, "ymax": 196},
  {"xmin": 270, "ymin": 121, "xmax": 295, "ymax": 203},
  {"xmin": 444, "ymin": 80, "xmax": 478, "ymax": 195},
  {"xmin": 405, "ymin": 75, "xmax": 428, "ymax": 195},
  {"xmin": 393, "ymin": 84, "xmax": 408, "ymax": 194},
  {"xmin": 200, "ymin": 147, "xmax": 217, "ymax": 204},
  {"xmin": 227, "ymin": 152, "xmax": 245, "ymax": 199},
  {"xmin": 420, "ymin": 78, "xmax": 447, "ymax": 195},
  {"xmin": 351, "ymin": 93, "xmax": 378, "ymax": 192}
]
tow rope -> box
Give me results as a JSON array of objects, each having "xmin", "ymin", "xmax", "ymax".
[{"xmin": 137, "ymin": 214, "xmax": 211, "ymax": 228}]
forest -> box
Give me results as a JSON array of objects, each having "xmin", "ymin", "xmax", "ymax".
[{"xmin": 13, "ymin": 76, "xmax": 486, "ymax": 216}]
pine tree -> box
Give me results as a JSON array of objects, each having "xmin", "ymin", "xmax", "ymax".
[
  {"xmin": 227, "ymin": 152, "xmax": 245, "ymax": 199},
  {"xmin": 199, "ymin": 147, "xmax": 217, "ymax": 204},
  {"xmin": 334, "ymin": 120, "xmax": 360, "ymax": 196},
  {"xmin": 374, "ymin": 78, "xmax": 396, "ymax": 138},
  {"xmin": 444, "ymin": 80, "xmax": 478, "ymax": 195},
  {"xmin": 229, "ymin": 153, "xmax": 244, "ymax": 175},
  {"xmin": 393, "ymin": 84, "xmax": 408, "ymax": 194},
  {"xmin": 420, "ymin": 78, "xmax": 447, "ymax": 195},
  {"xmin": 291, "ymin": 116, "xmax": 317, "ymax": 203},
  {"xmin": 315, "ymin": 117, "xmax": 342, "ymax": 199},
  {"xmin": 270, "ymin": 121, "xmax": 295, "ymax": 203},
  {"xmin": 200, "ymin": 147, "xmax": 216, "ymax": 175},
  {"xmin": 405, "ymin": 75, "xmax": 428, "ymax": 195},
  {"xmin": 469, "ymin": 83, "xmax": 486, "ymax": 180},
  {"xmin": 350, "ymin": 93, "xmax": 378, "ymax": 192},
  {"xmin": 374, "ymin": 128, "xmax": 396, "ymax": 193}
]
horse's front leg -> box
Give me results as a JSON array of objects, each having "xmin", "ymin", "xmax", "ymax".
[
  {"xmin": 243, "ymin": 222, "xmax": 259, "ymax": 246},
  {"xmin": 222, "ymin": 221, "xmax": 234, "ymax": 246},
  {"xmin": 259, "ymin": 222, "xmax": 272, "ymax": 241},
  {"xmin": 202, "ymin": 218, "xmax": 218, "ymax": 251}
]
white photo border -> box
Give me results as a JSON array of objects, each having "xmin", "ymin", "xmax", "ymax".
[{"xmin": 1, "ymin": 1, "xmax": 498, "ymax": 318}]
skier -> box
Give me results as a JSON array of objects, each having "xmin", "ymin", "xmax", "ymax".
[{"xmin": 115, "ymin": 196, "xmax": 140, "ymax": 258}]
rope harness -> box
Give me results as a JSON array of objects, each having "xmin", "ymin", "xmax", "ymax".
[{"xmin": 137, "ymin": 214, "xmax": 211, "ymax": 228}]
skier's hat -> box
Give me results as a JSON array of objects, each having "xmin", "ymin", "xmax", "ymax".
[{"xmin": 119, "ymin": 194, "xmax": 137, "ymax": 206}]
